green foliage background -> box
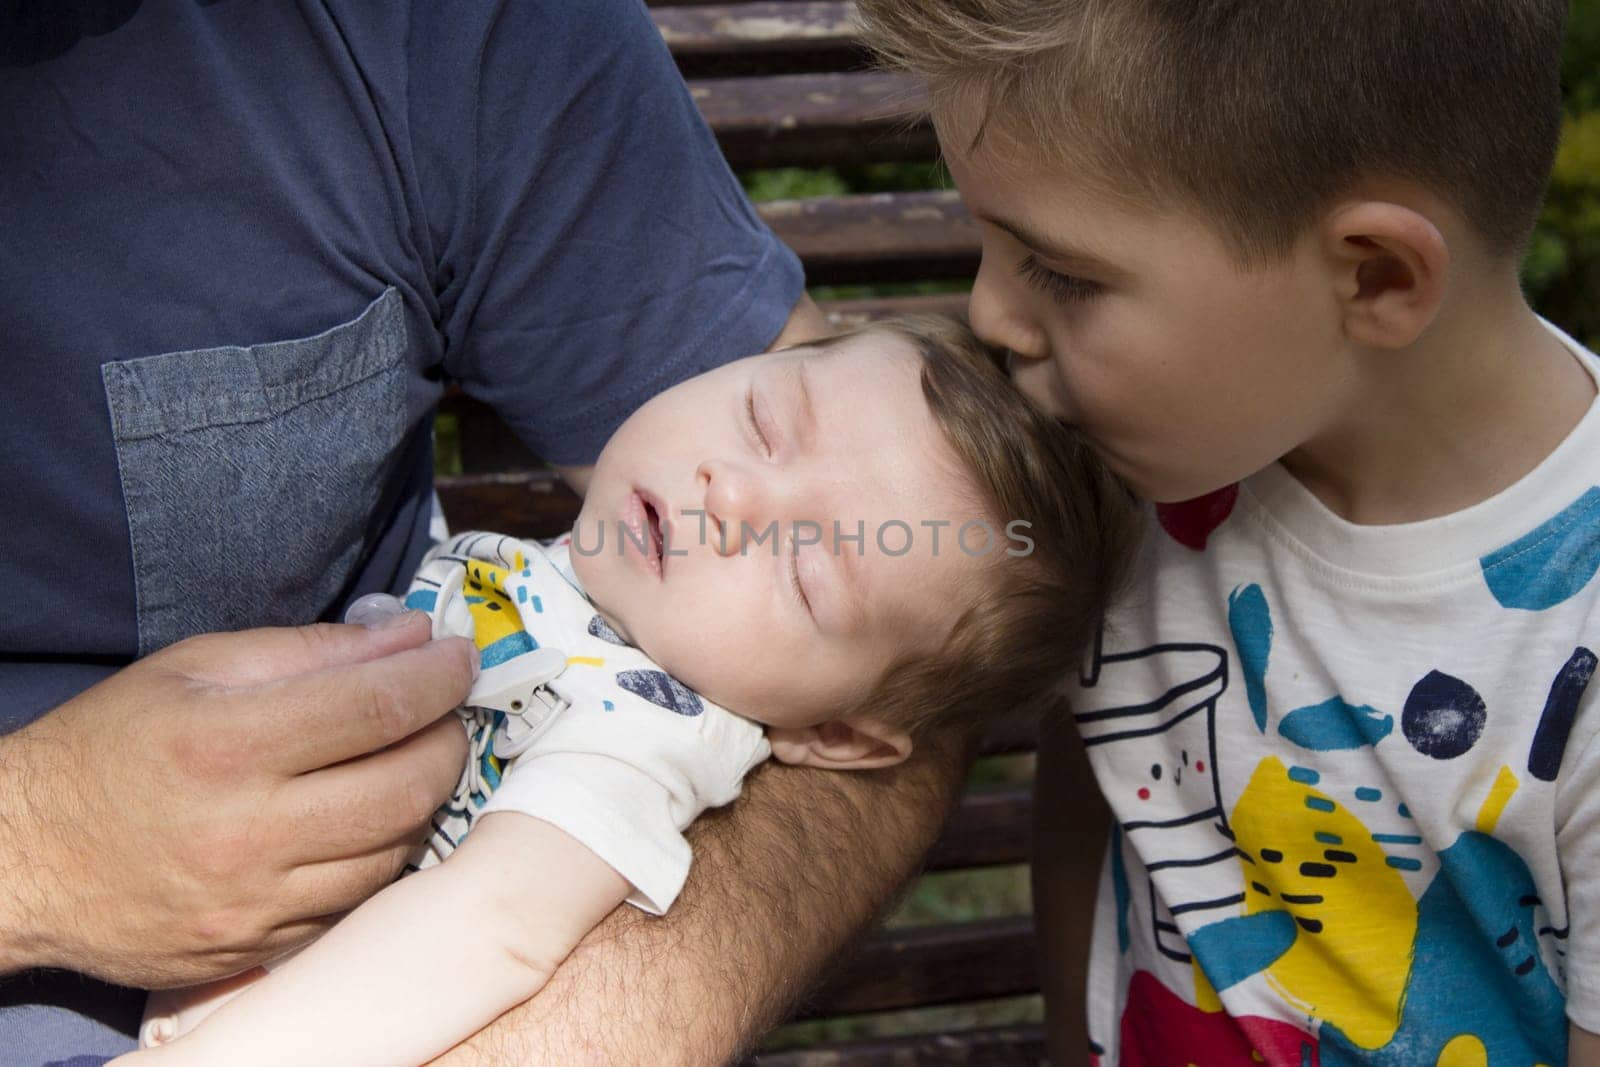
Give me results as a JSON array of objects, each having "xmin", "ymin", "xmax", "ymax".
[{"xmin": 1530, "ymin": 0, "xmax": 1600, "ymax": 349}]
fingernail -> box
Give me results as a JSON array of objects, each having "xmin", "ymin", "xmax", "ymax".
[
  {"xmin": 345, "ymin": 593, "xmax": 417, "ymax": 630},
  {"xmin": 469, "ymin": 643, "xmax": 481, "ymax": 681}
]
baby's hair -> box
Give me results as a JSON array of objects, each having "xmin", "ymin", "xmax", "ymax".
[
  {"xmin": 856, "ymin": 0, "xmax": 1567, "ymax": 264},
  {"xmin": 823, "ymin": 314, "xmax": 1140, "ymax": 739}
]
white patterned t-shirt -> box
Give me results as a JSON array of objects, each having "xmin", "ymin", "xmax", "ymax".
[{"xmin": 1066, "ymin": 321, "xmax": 1600, "ymax": 1066}]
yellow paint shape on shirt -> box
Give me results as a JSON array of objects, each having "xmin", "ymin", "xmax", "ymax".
[
  {"xmin": 463, "ymin": 561, "xmax": 524, "ymax": 649},
  {"xmin": 1435, "ymin": 1032, "xmax": 1487, "ymax": 1067},
  {"xmin": 1192, "ymin": 958, "xmax": 1222, "ymax": 1013},
  {"xmin": 1231, "ymin": 756, "xmax": 1417, "ymax": 1050},
  {"xmin": 1475, "ymin": 765, "xmax": 1520, "ymax": 835},
  {"xmin": 566, "ymin": 656, "xmax": 605, "ymax": 668}
]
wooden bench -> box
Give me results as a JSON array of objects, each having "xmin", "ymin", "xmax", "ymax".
[{"xmin": 437, "ymin": 4, "xmax": 1052, "ymax": 1062}]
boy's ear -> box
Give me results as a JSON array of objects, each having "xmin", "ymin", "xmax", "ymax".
[
  {"xmin": 1321, "ymin": 201, "xmax": 1450, "ymax": 350},
  {"xmin": 767, "ymin": 717, "xmax": 913, "ymax": 771}
]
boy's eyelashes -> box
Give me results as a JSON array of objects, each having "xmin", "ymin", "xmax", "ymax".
[{"xmin": 1015, "ymin": 252, "xmax": 1102, "ymax": 305}]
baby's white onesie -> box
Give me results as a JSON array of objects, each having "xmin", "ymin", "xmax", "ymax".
[{"xmin": 402, "ymin": 530, "xmax": 771, "ymax": 914}]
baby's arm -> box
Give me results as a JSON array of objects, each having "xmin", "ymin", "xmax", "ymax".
[{"xmin": 117, "ymin": 813, "xmax": 628, "ymax": 1067}]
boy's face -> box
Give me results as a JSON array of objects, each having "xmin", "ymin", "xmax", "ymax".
[
  {"xmin": 940, "ymin": 120, "xmax": 1351, "ymax": 503},
  {"xmin": 571, "ymin": 331, "xmax": 989, "ymax": 728}
]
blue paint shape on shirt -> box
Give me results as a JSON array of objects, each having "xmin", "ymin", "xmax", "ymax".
[
  {"xmin": 1111, "ymin": 823, "xmax": 1131, "ymax": 953},
  {"xmin": 1528, "ymin": 647, "xmax": 1596, "ymax": 781},
  {"xmin": 1319, "ymin": 832, "xmax": 1565, "ymax": 1064},
  {"xmin": 1279, "ymin": 697, "xmax": 1394, "ymax": 751},
  {"xmin": 1481, "ymin": 487, "xmax": 1600, "ymax": 611},
  {"xmin": 479, "ymin": 630, "xmax": 536, "ymax": 669},
  {"xmin": 404, "ymin": 589, "xmax": 437, "ymax": 612},
  {"xmin": 616, "ymin": 669, "xmax": 704, "ymax": 716},
  {"xmin": 588, "ymin": 614, "xmax": 627, "ymax": 645},
  {"xmin": 1187, "ymin": 910, "xmax": 1297, "ymax": 991},
  {"xmin": 1402, "ymin": 670, "xmax": 1486, "ymax": 760},
  {"xmin": 1228, "ymin": 583, "xmax": 1272, "ymax": 733}
]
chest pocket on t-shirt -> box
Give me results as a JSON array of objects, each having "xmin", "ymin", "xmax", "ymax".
[{"xmin": 101, "ymin": 287, "xmax": 409, "ymax": 656}]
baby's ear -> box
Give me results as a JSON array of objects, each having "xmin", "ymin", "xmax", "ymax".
[{"xmin": 767, "ymin": 717, "xmax": 913, "ymax": 770}]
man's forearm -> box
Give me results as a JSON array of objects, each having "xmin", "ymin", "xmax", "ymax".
[
  {"xmin": 428, "ymin": 726, "xmax": 975, "ymax": 1066},
  {"xmin": 0, "ymin": 720, "xmax": 67, "ymax": 976}
]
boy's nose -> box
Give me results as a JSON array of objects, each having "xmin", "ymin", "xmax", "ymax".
[
  {"xmin": 968, "ymin": 272, "xmax": 1049, "ymax": 362},
  {"xmin": 696, "ymin": 458, "xmax": 777, "ymax": 556}
]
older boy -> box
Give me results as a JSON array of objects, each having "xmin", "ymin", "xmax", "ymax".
[{"xmin": 858, "ymin": 1, "xmax": 1596, "ymax": 1064}]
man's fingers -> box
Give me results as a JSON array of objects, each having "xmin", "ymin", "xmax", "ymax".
[
  {"xmin": 161, "ymin": 613, "xmax": 436, "ymax": 688},
  {"xmin": 274, "ymin": 715, "xmax": 468, "ymax": 864},
  {"xmin": 279, "ymin": 839, "xmax": 426, "ymax": 921},
  {"xmin": 255, "ymin": 635, "xmax": 477, "ymax": 774}
]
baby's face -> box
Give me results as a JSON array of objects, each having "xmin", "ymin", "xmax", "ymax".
[{"xmin": 571, "ymin": 330, "xmax": 991, "ymax": 729}]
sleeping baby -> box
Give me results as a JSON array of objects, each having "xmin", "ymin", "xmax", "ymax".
[{"xmin": 119, "ymin": 315, "xmax": 1138, "ymax": 1066}]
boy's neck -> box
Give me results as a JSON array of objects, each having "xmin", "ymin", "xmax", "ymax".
[{"xmin": 1281, "ymin": 280, "xmax": 1593, "ymax": 526}]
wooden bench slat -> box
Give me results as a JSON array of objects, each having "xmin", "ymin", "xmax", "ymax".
[
  {"xmin": 691, "ymin": 71, "xmax": 932, "ymax": 168},
  {"xmin": 975, "ymin": 709, "xmax": 1041, "ymax": 756},
  {"xmin": 434, "ymin": 470, "xmax": 577, "ymax": 538},
  {"xmin": 758, "ymin": 190, "xmax": 979, "ymax": 286},
  {"xmin": 658, "ymin": 2, "xmax": 867, "ymax": 78},
  {"xmin": 819, "ymin": 292, "xmax": 968, "ymax": 328},
  {"xmin": 652, "ymin": 0, "xmax": 813, "ymax": 5},
  {"xmin": 747, "ymin": 1024, "xmax": 1047, "ymax": 1066},
  {"xmin": 658, "ymin": 1, "xmax": 855, "ymax": 50},
  {"xmin": 924, "ymin": 784, "xmax": 1031, "ymax": 871},
  {"xmin": 796, "ymin": 915, "xmax": 1038, "ymax": 1019}
]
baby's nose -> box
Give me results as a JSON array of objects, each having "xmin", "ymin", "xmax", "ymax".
[{"xmin": 697, "ymin": 458, "xmax": 777, "ymax": 556}]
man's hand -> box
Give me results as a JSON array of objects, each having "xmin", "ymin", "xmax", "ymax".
[{"xmin": 0, "ymin": 614, "xmax": 474, "ymax": 989}]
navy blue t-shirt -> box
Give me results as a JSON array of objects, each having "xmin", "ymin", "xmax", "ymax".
[{"xmin": 0, "ymin": 1, "xmax": 801, "ymax": 1057}]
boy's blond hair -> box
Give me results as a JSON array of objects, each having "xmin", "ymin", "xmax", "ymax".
[
  {"xmin": 827, "ymin": 316, "xmax": 1140, "ymax": 738},
  {"xmin": 857, "ymin": 0, "xmax": 1567, "ymax": 263}
]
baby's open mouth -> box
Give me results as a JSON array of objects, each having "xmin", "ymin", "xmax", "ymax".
[{"xmin": 643, "ymin": 497, "xmax": 664, "ymax": 568}]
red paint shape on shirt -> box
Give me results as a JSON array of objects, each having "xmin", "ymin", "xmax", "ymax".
[
  {"xmin": 1138, "ymin": 787, "xmax": 1151, "ymax": 800},
  {"xmin": 1118, "ymin": 970, "xmax": 1318, "ymax": 1067},
  {"xmin": 1156, "ymin": 484, "xmax": 1240, "ymax": 551}
]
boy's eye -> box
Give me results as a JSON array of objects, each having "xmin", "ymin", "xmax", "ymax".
[
  {"xmin": 745, "ymin": 387, "xmax": 772, "ymax": 455},
  {"xmin": 1015, "ymin": 253, "xmax": 1101, "ymax": 305}
]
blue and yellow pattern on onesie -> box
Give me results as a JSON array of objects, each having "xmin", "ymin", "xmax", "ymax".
[{"xmin": 399, "ymin": 530, "xmax": 709, "ymax": 871}]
